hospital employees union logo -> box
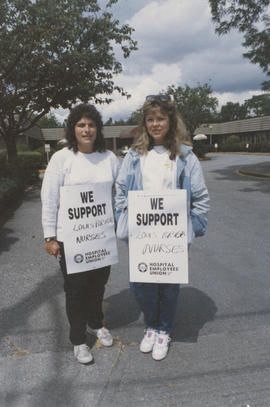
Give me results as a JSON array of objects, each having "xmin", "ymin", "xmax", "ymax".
[
  {"xmin": 138, "ymin": 262, "xmax": 148, "ymax": 273},
  {"xmin": 74, "ymin": 254, "xmax": 84, "ymax": 263}
]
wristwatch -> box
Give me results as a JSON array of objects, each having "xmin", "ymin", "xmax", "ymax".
[{"xmin": 44, "ymin": 237, "xmax": 56, "ymax": 243}]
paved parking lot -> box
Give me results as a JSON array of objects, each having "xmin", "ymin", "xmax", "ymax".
[{"xmin": 1, "ymin": 153, "xmax": 270, "ymax": 407}]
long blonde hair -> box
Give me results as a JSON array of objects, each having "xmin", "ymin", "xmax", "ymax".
[{"xmin": 132, "ymin": 98, "xmax": 191, "ymax": 160}]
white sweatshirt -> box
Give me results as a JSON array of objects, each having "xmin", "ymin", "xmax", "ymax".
[
  {"xmin": 140, "ymin": 145, "xmax": 177, "ymax": 190},
  {"xmin": 41, "ymin": 147, "xmax": 119, "ymax": 241}
]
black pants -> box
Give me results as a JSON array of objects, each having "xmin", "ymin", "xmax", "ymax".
[{"xmin": 59, "ymin": 243, "xmax": 110, "ymax": 345}]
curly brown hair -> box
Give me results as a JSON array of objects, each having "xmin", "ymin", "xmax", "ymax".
[
  {"xmin": 132, "ymin": 98, "xmax": 191, "ymax": 160},
  {"xmin": 65, "ymin": 103, "xmax": 106, "ymax": 152}
]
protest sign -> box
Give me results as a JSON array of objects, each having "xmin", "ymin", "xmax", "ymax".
[
  {"xmin": 128, "ymin": 190, "xmax": 188, "ymax": 284},
  {"xmin": 60, "ymin": 182, "xmax": 118, "ymax": 274}
]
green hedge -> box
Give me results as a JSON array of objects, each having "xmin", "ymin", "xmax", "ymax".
[
  {"xmin": 193, "ymin": 143, "xmax": 270, "ymax": 154},
  {"xmin": 192, "ymin": 142, "xmax": 209, "ymax": 158},
  {"xmin": 0, "ymin": 150, "xmax": 44, "ymax": 212},
  {"xmin": 218, "ymin": 142, "xmax": 270, "ymax": 153},
  {"xmin": 1, "ymin": 151, "xmax": 43, "ymax": 184},
  {"xmin": 0, "ymin": 177, "xmax": 20, "ymax": 212}
]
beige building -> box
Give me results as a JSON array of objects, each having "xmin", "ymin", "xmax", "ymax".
[
  {"xmin": 2, "ymin": 115, "xmax": 270, "ymax": 153},
  {"xmin": 41, "ymin": 125, "xmax": 138, "ymax": 153},
  {"xmin": 194, "ymin": 115, "xmax": 270, "ymax": 145}
]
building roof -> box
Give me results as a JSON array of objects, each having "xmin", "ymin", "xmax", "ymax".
[
  {"xmin": 22, "ymin": 125, "xmax": 43, "ymax": 140},
  {"xmin": 103, "ymin": 125, "xmax": 137, "ymax": 139},
  {"xmin": 195, "ymin": 115, "xmax": 270, "ymax": 136},
  {"xmin": 41, "ymin": 125, "xmax": 138, "ymax": 142},
  {"xmin": 41, "ymin": 128, "xmax": 65, "ymax": 141}
]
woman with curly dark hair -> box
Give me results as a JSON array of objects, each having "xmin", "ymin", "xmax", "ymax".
[{"xmin": 41, "ymin": 103, "xmax": 119, "ymax": 364}]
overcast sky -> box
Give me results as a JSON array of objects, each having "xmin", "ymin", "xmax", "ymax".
[{"xmin": 55, "ymin": 0, "xmax": 268, "ymax": 123}]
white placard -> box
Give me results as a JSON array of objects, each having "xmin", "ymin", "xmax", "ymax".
[
  {"xmin": 128, "ymin": 190, "xmax": 188, "ymax": 284},
  {"xmin": 44, "ymin": 144, "xmax": 50, "ymax": 152},
  {"xmin": 60, "ymin": 182, "xmax": 118, "ymax": 274}
]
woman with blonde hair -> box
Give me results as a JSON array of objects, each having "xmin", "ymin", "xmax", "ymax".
[{"xmin": 115, "ymin": 94, "xmax": 210, "ymax": 361}]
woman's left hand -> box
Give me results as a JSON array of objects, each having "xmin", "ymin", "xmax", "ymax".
[{"xmin": 45, "ymin": 240, "xmax": 61, "ymax": 258}]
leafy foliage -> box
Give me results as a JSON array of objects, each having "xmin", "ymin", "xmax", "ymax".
[
  {"xmin": 0, "ymin": 177, "xmax": 19, "ymax": 211},
  {"xmin": 244, "ymin": 94, "xmax": 270, "ymax": 116},
  {"xmin": 209, "ymin": 0, "xmax": 270, "ymax": 89},
  {"xmin": 1, "ymin": 151, "xmax": 43, "ymax": 184},
  {"xmin": 218, "ymin": 94, "xmax": 270, "ymax": 121},
  {"xmin": 167, "ymin": 83, "xmax": 218, "ymax": 135},
  {"xmin": 0, "ymin": 0, "xmax": 137, "ymax": 162},
  {"xmin": 226, "ymin": 135, "xmax": 241, "ymax": 144},
  {"xmin": 34, "ymin": 113, "xmax": 62, "ymax": 128},
  {"xmin": 218, "ymin": 102, "xmax": 248, "ymax": 122}
]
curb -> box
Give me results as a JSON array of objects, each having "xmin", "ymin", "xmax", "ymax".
[{"xmin": 237, "ymin": 168, "xmax": 270, "ymax": 179}]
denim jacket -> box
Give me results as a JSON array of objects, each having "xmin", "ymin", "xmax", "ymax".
[{"xmin": 114, "ymin": 145, "xmax": 210, "ymax": 245}]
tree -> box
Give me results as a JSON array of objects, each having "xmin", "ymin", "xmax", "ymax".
[
  {"xmin": 113, "ymin": 119, "xmax": 127, "ymax": 126},
  {"xmin": 167, "ymin": 83, "xmax": 218, "ymax": 135},
  {"xmin": 244, "ymin": 94, "xmax": 270, "ymax": 116},
  {"xmin": 34, "ymin": 113, "xmax": 62, "ymax": 128},
  {"xmin": 104, "ymin": 117, "xmax": 113, "ymax": 126},
  {"xmin": 0, "ymin": 0, "xmax": 137, "ymax": 163},
  {"xmin": 126, "ymin": 108, "xmax": 143, "ymax": 125},
  {"xmin": 209, "ymin": 0, "xmax": 270, "ymax": 89},
  {"xmin": 218, "ymin": 102, "xmax": 248, "ymax": 122}
]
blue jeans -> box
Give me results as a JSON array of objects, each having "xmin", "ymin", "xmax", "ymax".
[{"xmin": 130, "ymin": 282, "xmax": 180, "ymax": 334}]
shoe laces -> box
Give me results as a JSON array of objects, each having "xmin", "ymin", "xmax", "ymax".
[
  {"xmin": 144, "ymin": 328, "xmax": 156, "ymax": 339},
  {"xmin": 156, "ymin": 331, "xmax": 171, "ymax": 345}
]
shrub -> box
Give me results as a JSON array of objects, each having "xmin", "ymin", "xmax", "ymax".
[
  {"xmin": 0, "ymin": 151, "xmax": 43, "ymax": 185},
  {"xmin": 193, "ymin": 141, "xmax": 209, "ymax": 158},
  {"xmin": 205, "ymin": 144, "xmax": 215, "ymax": 152},
  {"xmin": 35, "ymin": 145, "xmax": 57, "ymax": 167},
  {"xmin": 0, "ymin": 177, "xmax": 20, "ymax": 212},
  {"xmin": 219, "ymin": 143, "xmax": 244, "ymax": 152},
  {"xmin": 0, "ymin": 151, "xmax": 7, "ymax": 170},
  {"xmin": 17, "ymin": 143, "xmax": 30, "ymax": 152},
  {"xmin": 248, "ymin": 142, "xmax": 270, "ymax": 153},
  {"xmin": 226, "ymin": 135, "xmax": 241, "ymax": 144},
  {"xmin": 218, "ymin": 142, "xmax": 270, "ymax": 153},
  {"xmin": 0, "ymin": 150, "xmax": 44, "ymax": 212},
  {"xmin": 28, "ymin": 137, "xmax": 44, "ymax": 150}
]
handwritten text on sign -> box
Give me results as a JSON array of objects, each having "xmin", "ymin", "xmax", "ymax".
[
  {"xmin": 60, "ymin": 182, "xmax": 118, "ymax": 274},
  {"xmin": 128, "ymin": 190, "xmax": 188, "ymax": 284}
]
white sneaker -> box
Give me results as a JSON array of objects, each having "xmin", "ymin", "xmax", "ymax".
[
  {"xmin": 74, "ymin": 344, "xmax": 93, "ymax": 364},
  {"xmin": 140, "ymin": 328, "xmax": 157, "ymax": 353},
  {"xmin": 152, "ymin": 331, "xmax": 171, "ymax": 361},
  {"xmin": 88, "ymin": 327, "xmax": 113, "ymax": 347}
]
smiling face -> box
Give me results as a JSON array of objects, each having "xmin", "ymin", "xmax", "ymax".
[
  {"xmin": 74, "ymin": 116, "xmax": 97, "ymax": 153},
  {"xmin": 145, "ymin": 107, "xmax": 170, "ymax": 145}
]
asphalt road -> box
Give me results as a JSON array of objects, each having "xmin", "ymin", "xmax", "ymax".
[{"xmin": 0, "ymin": 153, "xmax": 270, "ymax": 407}]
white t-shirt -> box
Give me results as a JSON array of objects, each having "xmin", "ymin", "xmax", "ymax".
[
  {"xmin": 140, "ymin": 146, "xmax": 177, "ymax": 190},
  {"xmin": 41, "ymin": 147, "xmax": 119, "ymax": 240}
]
